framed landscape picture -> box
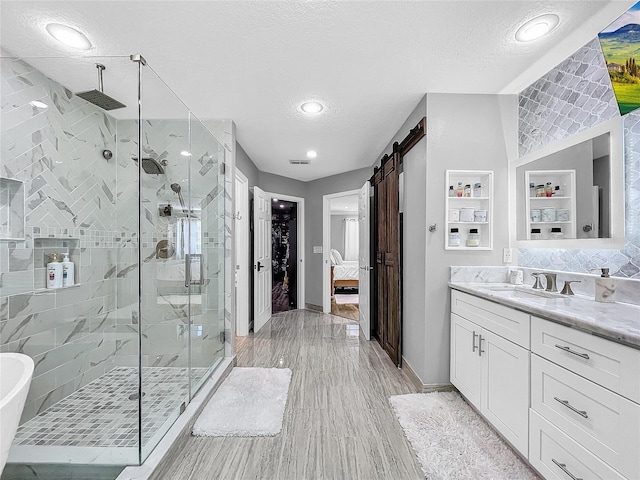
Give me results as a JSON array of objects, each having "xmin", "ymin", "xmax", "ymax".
[{"xmin": 598, "ymin": 1, "xmax": 640, "ymax": 115}]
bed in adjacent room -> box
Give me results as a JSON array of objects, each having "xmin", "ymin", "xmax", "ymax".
[{"xmin": 330, "ymin": 249, "xmax": 359, "ymax": 295}]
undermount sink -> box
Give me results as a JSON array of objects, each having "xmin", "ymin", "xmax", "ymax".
[{"xmin": 0, "ymin": 353, "xmax": 34, "ymax": 474}]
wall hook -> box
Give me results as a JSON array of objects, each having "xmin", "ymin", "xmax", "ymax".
[{"xmin": 428, "ymin": 224, "xmax": 437, "ymax": 232}]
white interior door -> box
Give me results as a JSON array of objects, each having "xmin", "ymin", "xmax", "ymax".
[
  {"xmin": 235, "ymin": 172, "xmax": 249, "ymax": 336},
  {"xmin": 358, "ymin": 181, "xmax": 371, "ymax": 340},
  {"xmin": 253, "ymin": 186, "xmax": 272, "ymax": 332}
]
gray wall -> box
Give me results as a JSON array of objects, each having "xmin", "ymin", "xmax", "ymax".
[
  {"xmin": 254, "ymin": 168, "xmax": 370, "ymax": 307},
  {"xmin": 303, "ymin": 168, "xmax": 371, "ymax": 306},
  {"xmin": 236, "ymin": 142, "xmax": 259, "ymax": 188},
  {"xmin": 259, "ymin": 171, "xmax": 307, "ymax": 198},
  {"xmin": 421, "ymin": 92, "xmax": 515, "ymax": 385}
]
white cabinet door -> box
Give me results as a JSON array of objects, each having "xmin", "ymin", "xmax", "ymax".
[
  {"xmin": 450, "ymin": 313, "xmax": 482, "ymax": 407},
  {"xmin": 481, "ymin": 329, "xmax": 530, "ymax": 456}
]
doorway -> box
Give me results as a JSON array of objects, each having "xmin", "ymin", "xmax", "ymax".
[
  {"xmin": 250, "ymin": 189, "xmax": 305, "ymax": 333},
  {"xmin": 322, "ymin": 190, "xmax": 361, "ymax": 320},
  {"xmin": 271, "ymin": 199, "xmax": 298, "ymax": 313}
]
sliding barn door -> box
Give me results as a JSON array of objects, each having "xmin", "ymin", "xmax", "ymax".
[{"xmin": 373, "ymin": 145, "xmax": 402, "ymax": 366}]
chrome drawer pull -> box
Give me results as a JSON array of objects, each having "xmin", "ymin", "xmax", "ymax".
[
  {"xmin": 553, "ymin": 397, "xmax": 588, "ymax": 418},
  {"xmin": 472, "ymin": 331, "xmax": 478, "ymax": 352},
  {"xmin": 552, "ymin": 458, "xmax": 583, "ymax": 480},
  {"xmin": 554, "ymin": 344, "xmax": 590, "ymax": 360}
]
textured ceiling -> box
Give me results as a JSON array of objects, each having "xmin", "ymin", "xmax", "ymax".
[{"xmin": 0, "ymin": 1, "xmax": 634, "ymax": 181}]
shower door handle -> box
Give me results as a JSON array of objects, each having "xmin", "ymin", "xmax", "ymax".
[{"xmin": 185, "ymin": 254, "xmax": 204, "ymax": 288}]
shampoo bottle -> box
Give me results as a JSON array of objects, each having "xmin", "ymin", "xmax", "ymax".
[
  {"xmin": 592, "ymin": 267, "xmax": 616, "ymax": 303},
  {"xmin": 47, "ymin": 253, "xmax": 63, "ymax": 289},
  {"xmin": 62, "ymin": 254, "xmax": 75, "ymax": 287}
]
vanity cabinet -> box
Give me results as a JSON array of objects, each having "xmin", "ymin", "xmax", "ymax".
[
  {"xmin": 450, "ymin": 290, "xmax": 530, "ymax": 455},
  {"xmin": 450, "ymin": 288, "xmax": 640, "ymax": 480},
  {"xmin": 529, "ymin": 316, "xmax": 640, "ymax": 480}
]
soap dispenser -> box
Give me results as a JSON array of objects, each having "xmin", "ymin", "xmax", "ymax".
[
  {"xmin": 592, "ymin": 267, "xmax": 616, "ymax": 303},
  {"xmin": 47, "ymin": 253, "xmax": 63, "ymax": 289}
]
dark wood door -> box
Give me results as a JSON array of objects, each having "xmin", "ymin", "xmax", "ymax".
[
  {"xmin": 382, "ymin": 152, "xmax": 401, "ymax": 365},
  {"xmin": 372, "ymin": 147, "xmax": 401, "ymax": 366}
]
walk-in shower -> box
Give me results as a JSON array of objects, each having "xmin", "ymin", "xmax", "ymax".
[{"xmin": 0, "ymin": 53, "xmax": 231, "ymax": 473}]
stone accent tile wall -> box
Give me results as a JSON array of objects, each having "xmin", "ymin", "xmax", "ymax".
[
  {"xmin": 1, "ymin": 57, "xmax": 121, "ymax": 422},
  {"xmin": 518, "ymin": 39, "xmax": 640, "ymax": 279}
]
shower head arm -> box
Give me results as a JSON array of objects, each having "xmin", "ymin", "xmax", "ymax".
[{"xmin": 96, "ymin": 64, "xmax": 106, "ymax": 93}]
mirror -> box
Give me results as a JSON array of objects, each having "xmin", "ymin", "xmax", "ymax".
[{"xmin": 510, "ymin": 117, "xmax": 625, "ymax": 248}]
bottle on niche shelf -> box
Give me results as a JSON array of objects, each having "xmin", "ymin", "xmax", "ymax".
[
  {"xmin": 47, "ymin": 253, "xmax": 63, "ymax": 289},
  {"xmin": 62, "ymin": 254, "xmax": 75, "ymax": 287}
]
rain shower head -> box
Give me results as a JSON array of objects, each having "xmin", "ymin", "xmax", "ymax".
[
  {"xmin": 132, "ymin": 157, "xmax": 166, "ymax": 175},
  {"xmin": 76, "ymin": 64, "xmax": 126, "ymax": 111}
]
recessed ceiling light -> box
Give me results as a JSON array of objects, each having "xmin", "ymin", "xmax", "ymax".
[
  {"xmin": 515, "ymin": 14, "xmax": 559, "ymax": 42},
  {"xmin": 45, "ymin": 23, "xmax": 92, "ymax": 50},
  {"xmin": 280, "ymin": 204, "xmax": 285, "ymax": 208},
  {"xmin": 273, "ymin": 198, "xmax": 279, "ymax": 202},
  {"xmin": 30, "ymin": 100, "xmax": 48, "ymax": 109},
  {"xmin": 180, "ymin": 151, "xmax": 191, "ymax": 157},
  {"xmin": 306, "ymin": 150, "xmax": 317, "ymax": 159},
  {"xmin": 300, "ymin": 101, "xmax": 324, "ymax": 114}
]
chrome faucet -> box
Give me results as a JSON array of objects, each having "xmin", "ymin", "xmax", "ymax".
[
  {"xmin": 544, "ymin": 273, "xmax": 557, "ymax": 293},
  {"xmin": 560, "ymin": 280, "xmax": 581, "ymax": 296},
  {"xmin": 531, "ymin": 273, "xmax": 544, "ymax": 289}
]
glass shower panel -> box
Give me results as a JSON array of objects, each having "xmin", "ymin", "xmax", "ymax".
[
  {"xmin": 138, "ymin": 65, "xmax": 190, "ymax": 462},
  {"xmin": 188, "ymin": 117, "xmax": 225, "ymax": 395}
]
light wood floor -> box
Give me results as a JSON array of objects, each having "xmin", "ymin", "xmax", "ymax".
[
  {"xmin": 330, "ymin": 297, "xmax": 360, "ymax": 320},
  {"xmin": 157, "ymin": 309, "xmax": 424, "ymax": 480}
]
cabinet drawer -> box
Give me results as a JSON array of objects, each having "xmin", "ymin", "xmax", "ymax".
[
  {"xmin": 531, "ymin": 354, "xmax": 640, "ymax": 478},
  {"xmin": 529, "ymin": 410, "xmax": 626, "ymax": 480},
  {"xmin": 531, "ymin": 316, "xmax": 640, "ymax": 403},
  {"xmin": 451, "ymin": 290, "xmax": 530, "ymax": 348}
]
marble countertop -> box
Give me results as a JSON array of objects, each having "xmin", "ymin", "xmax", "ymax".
[{"xmin": 449, "ymin": 282, "xmax": 640, "ymax": 349}]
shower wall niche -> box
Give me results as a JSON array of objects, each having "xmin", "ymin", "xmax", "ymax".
[{"xmin": 0, "ymin": 53, "xmax": 230, "ymax": 469}]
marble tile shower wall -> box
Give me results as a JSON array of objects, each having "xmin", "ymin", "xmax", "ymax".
[
  {"xmin": 114, "ymin": 119, "xmax": 225, "ymax": 369},
  {"xmin": 518, "ymin": 39, "xmax": 640, "ymax": 278},
  {"xmin": 0, "ymin": 57, "xmax": 122, "ymax": 422}
]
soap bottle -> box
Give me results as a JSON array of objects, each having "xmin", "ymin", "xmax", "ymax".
[
  {"xmin": 62, "ymin": 254, "xmax": 75, "ymax": 287},
  {"xmin": 592, "ymin": 267, "xmax": 616, "ymax": 303},
  {"xmin": 47, "ymin": 253, "xmax": 63, "ymax": 289}
]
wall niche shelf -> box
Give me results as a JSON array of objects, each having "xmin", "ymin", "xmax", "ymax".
[
  {"xmin": 33, "ymin": 237, "xmax": 80, "ymax": 290},
  {"xmin": 445, "ymin": 170, "xmax": 494, "ymax": 251},
  {"xmin": 524, "ymin": 170, "xmax": 577, "ymax": 240},
  {"xmin": 0, "ymin": 177, "xmax": 25, "ymax": 241}
]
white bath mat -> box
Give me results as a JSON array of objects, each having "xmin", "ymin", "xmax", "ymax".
[
  {"xmin": 390, "ymin": 392, "xmax": 539, "ymax": 480},
  {"xmin": 335, "ymin": 294, "xmax": 359, "ymax": 305},
  {"xmin": 193, "ymin": 367, "xmax": 292, "ymax": 437}
]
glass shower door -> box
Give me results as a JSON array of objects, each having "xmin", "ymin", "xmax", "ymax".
[
  {"xmin": 138, "ymin": 65, "xmax": 191, "ymax": 462},
  {"xmin": 188, "ymin": 117, "xmax": 226, "ymax": 395}
]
